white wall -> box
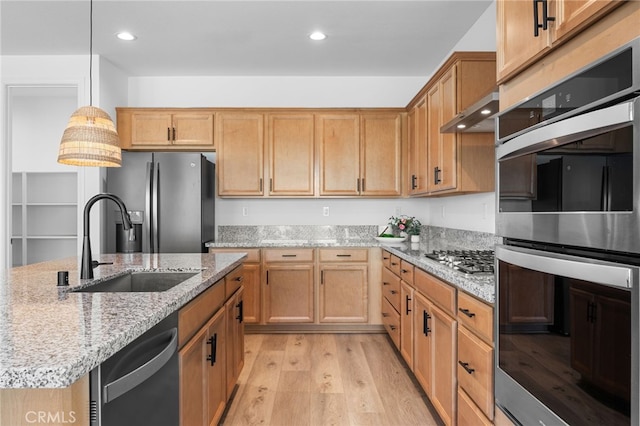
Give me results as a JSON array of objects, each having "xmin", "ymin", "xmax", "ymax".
[
  {"xmin": 128, "ymin": 76, "xmax": 426, "ymax": 108},
  {"xmin": 127, "ymin": 1, "xmax": 498, "ymax": 234}
]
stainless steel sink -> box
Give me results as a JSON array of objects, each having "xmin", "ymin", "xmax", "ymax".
[{"xmin": 72, "ymin": 271, "xmax": 199, "ymax": 293}]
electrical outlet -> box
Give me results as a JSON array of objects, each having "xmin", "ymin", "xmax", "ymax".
[
  {"xmin": 323, "ymin": 206, "xmax": 330, "ymax": 217},
  {"xmin": 441, "ymin": 205, "xmax": 446, "ymax": 218},
  {"xmin": 242, "ymin": 207, "xmax": 249, "ymax": 217}
]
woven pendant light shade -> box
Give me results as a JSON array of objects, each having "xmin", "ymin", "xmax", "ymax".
[{"xmin": 58, "ymin": 105, "xmax": 122, "ymax": 167}]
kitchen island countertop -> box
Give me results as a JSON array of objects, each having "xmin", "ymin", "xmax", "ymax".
[
  {"xmin": 207, "ymin": 238, "xmax": 496, "ymax": 304},
  {"xmin": 0, "ymin": 252, "xmax": 246, "ymax": 389}
]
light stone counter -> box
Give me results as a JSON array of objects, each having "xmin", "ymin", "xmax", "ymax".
[
  {"xmin": 0, "ymin": 252, "xmax": 246, "ymax": 389},
  {"xmin": 207, "ymin": 225, "xmax": 497, "ymax": 304}
]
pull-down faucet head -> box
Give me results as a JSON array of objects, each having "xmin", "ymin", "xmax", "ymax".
[{"xmin": 81, "ymin": 193, "xmax": 132, "ymax": 279}]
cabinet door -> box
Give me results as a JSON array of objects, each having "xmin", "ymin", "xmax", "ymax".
[
  {"xmin": 243, "ymin": 263, "xmax": 261, "ymax": 324},
  {"xmin": 206, "ymin": 308, "xmax": 227, "ymax": 426},
  {"xmin": 264, "ymin": 264, "xmax": 314, "ymax": 323},
  {"xmin": 319, "ymin": 264, "xmax": 368, "ymax": 323},
  {"xmin": 400, "ymin": 282, "xmax": 414, "ymax": 369},
  {"xmin": 430, "ymin": 302, "xmax": 457, "ymax": 426},
  {"xmin": 217, "ymin": 113, "xmax": 264, "ymax": 196},
  {"xmin": 413, "ymin": 291, "xmax": 432, "ymax": 398},
  {"xmin": 554, "ymin": 0, "xmax": 623, "ymax": 42},
  {"xmin": 360, "ymin": 113, "xmax": 402, "ymax": 196},
  {"xmin": 497, "ymin": 0, "xmax": 552, "ymax": 82},
  {"xmin": 408, "ymin": 98, "xmax": 429, "ymax": 195},
  {"xmin": 172, "ymin": 113, "xmax": 214, "ymax": 147},
  {"xmin": 427, "ymin": 68, "xmax": 458, "ymax": 194},
  {"xmin": 131, "ymin": 113, "xmax": 173, "ymax": 147},
  {"xmin": 179, "ymin": 307, "xmax": 226, "ymax": 426},
  {"xmin": 179, "ymin": 323, "xmax": 207, "ymax": 426},
  {"xmin": 317, "ymin": 114, "xmax": 360, "ymax": 196},
  {"xmin": 267, "ymin": 114, "xmax": 315, "ymax": 196},
  {"xmin": 225, "ymin": 288, "xmax": 245, "ymax": 399}
]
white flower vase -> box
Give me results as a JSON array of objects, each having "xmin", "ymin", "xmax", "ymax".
[{"xmin": 410, "ymin": 235, "xmax": 420, "ymax": 243}]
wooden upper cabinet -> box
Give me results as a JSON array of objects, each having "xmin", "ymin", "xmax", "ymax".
[
  {"xmin": 408, "ymin": 99, "xmax": 429, "ymax": 196},
  {"xmin": 267, "ymin": 114, "xmax": 315, "ymax": 196},
  {"xmin": 317, "ymin": 114, "xmax": 361, "ymax": 196},
  {"xmin": 117, "ymin": 108, "xmax": 214, "ymax": 150},
  {"xmin": 497, "ymin": 0, "xmax": 623, "ymax": 83},
  {"xmin": 359, "ymin": 113, "xmax": 403, "ymax": 196},
  {"xmin": 216, "ymin": 113, "xmax": 264, "ymax": 196}
]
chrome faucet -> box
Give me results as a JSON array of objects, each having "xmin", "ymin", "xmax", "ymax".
[{"xmin": 81, "ymin": 193, "xmax": 132, "ymax": 279}]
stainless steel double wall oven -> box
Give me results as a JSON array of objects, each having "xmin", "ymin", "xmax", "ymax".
[{"xmin": 495, "ymin": 37, "xmax": 640, "ymax": 426}]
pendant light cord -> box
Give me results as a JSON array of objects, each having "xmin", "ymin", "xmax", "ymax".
[{"xmin": 89, "ymin": 0, "xmax": 93, "ymax": 106}]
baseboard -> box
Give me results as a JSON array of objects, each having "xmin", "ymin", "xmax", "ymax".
[{"xmin": 245, "ymin": 324, "xmax": 386, "ymax": 334}]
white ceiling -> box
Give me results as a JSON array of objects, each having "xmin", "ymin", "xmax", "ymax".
[{"xmin": 1, "ymin": 0, "xmax": 493, "ymax": 77}]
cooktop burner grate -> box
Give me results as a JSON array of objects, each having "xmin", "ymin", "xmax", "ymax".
[{"xmin": 425, "ymin": 249, "xmax": 495, "ymax": 275}]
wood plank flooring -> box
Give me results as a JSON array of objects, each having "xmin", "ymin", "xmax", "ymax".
[{"xmin": 221, "ymin": 334, "xmax": 442, "ymax": 426}]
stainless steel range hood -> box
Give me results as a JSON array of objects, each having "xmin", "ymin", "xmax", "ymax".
[{"xmin": 440, "ymin": 91, "xmax": 498, "ymax": 133}]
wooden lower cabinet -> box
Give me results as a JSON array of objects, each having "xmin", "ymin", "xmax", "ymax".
[
  {"xmin": 179, "ymin": 307, "xmax": 226, "ymax": 426},
  {"xmin": 264, "ymin": 263, "xmax": 314, "ymax": 323},
  {"xmin": 457, "ymin": 326, "xmax": 493, "ymax": 421},
  {"xmin": 458, "ymin": 388, "xmax": 492, "ymax": 426},
  {"xmin": 225, "ymin": 287, "xmax": 245, "ymax": 399},
  {"xmin": 400, "ymin": 281, "xmax": 415, "ymax": 369},
  {"xmin": 414, "ymin": 287, "xmax": 458, "ymax": 426},
  {"xmin": 319, "ymin": 264, "xmax": 368, "ymax": 322}
]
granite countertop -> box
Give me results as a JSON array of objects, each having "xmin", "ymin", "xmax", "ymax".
[
  {"xmin": 0, "ymin": 252, "xmax": 246, "ymax": 389},
  {"xmin": 207, "ymin": 237, "xmax": 496, "ymax": 304}
]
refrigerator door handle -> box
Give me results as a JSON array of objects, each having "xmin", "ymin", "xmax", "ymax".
[
  {"xmin": 153, "ymin": 163, "xmax": 160, "ymax": 253},
  {"xmin": 145, "ymin": 162, "xmax": 153, "ymax": 253}
]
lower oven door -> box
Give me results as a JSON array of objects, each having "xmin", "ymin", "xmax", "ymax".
[{"xmin": 495, "ymin": 244, "xmax": 639, "ymax": 426}]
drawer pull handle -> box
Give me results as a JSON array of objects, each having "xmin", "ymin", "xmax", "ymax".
[
  {"xmin": 401, "ymin": 269, "xmax": 408, "ymax": 273},
  {"xmin": 382, "ymin": 312, "xmax": 389, "ymax": 318},
  {"xmin": 206, "ymin": 334, "xmax": 217, "ymax": 366},
  {"xmin": 405, "ymin": 296, "xmax": 412, "ymax": 315},
  {"xmin": 390, "ymin": 290, "xmax": 398, "ymax": 295},
  {"xmin": 382, "ymin": 281, "xmax": 390, "ymax": 286},
  {"xmin": 459, "ymin": 361, "xmax": 475, "ymax": 374},
  {"xmin": 282, "ymin": 254, "xmax": 297, "ymax": 258},
  {"xmin": 423, "ymin": 311, "xmax": 431, "ymax": 336},
  {"xmin": 383, "ymin": 256, "xmax": 389, "ymax": 260},
  {"xmin": 389, "ymin": 325, "xmax": 397, "ymax": 331},
  {"xmin": 234, "ymin": 276, "xmax": 243, "ymax": 282},
  {"xmin": 336, "ymin": 254, "xmax": 352, "ymax": 257},
  {"xmin": 459, "ymin": 308, "xmax": 476, "ymax": 318},
  {"xmin": 391, "ymin": 262, "xmax": 398, "ymax": 266}
]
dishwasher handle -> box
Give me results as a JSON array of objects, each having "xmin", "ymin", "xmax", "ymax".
[{"xmin": 103, "ymin": 327, "xmax": 178, "ymax": 404}]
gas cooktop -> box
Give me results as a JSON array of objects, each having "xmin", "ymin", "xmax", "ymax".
[{"xmin": 425, "ymin": 249, "xmax": 495, "ymax": 275}]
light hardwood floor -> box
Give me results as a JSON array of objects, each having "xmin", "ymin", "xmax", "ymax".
[{"xmin": 221, "ymin": 333, "xmax": 442, "ymax": 426}]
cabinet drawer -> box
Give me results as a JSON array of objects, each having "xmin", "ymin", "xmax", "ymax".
[
  {"xmin": 458, "ymin": 388, "xmax": 492, "ymax": 426},
  {"xmin": 319, "ymin": 248, "xmax": 368, "ymax": 262},
  {"xmin": 457, "ymin": 291, "xmax": 493, "ymax": 344},
  {"xmin": 382, "ymin": 296, "xmax": 400, "ymax": 349},
  {"xmin": 458, "ymin": 326, "xmax": 494, "ymax": 420},
  {"xmin": 209, "ymin": 247, "xmax": 261, "ymax": 263},
  {"xmin": 178, "ymin": 279, "xmax": 225, "ymax": 348},
  {"xmin": 389, "ymin": 254, "xmax": 402, "ymax": 276},
  {"xmin": 263, "ymin": 248, "xmax": 314, "ymax": 262},
  {"xmin": 382, "ymin": 267, "xmax": 401, "ymax": 312},
  {"xmin": 225, "ymin": 265, "xmax": 244, "ymax": 298},
  {"xmin": 415, "ymin": 268, "xmax": 456, "ymax": 315},
  {"xmin": 382, "ymin": 250, "xmax": 392, "ymax": 269},
  {"xmin": 399, "ymin": 260, "xmax": 414, "ymax": 285}
]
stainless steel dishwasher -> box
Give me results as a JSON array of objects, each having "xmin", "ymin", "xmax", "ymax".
[{"xmin": 89, "ymin": 311, "xmax": 179, "ymax": 426}]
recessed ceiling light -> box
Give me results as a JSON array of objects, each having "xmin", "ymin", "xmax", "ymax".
[
  {"xmin": 457, "ymin": 124, "xmax": 467, "ymax": 129},
  {"xmin": 116, "ymin": 32, "xmax": 137, "ymax": 41},
  {"xmin": 480, "ymin": 108, "xmax": 492, "ymax": 115},
  {"xmin": 309, "ymin": 31, "xmax": 327, "ymax": 41}
]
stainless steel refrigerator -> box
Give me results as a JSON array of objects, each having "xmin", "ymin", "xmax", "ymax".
[{"xmin": 106, "ymin": 152, "xmax": 215, "ymax": 253}]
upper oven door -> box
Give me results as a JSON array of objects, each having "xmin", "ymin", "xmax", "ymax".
[{"xmin": 496, "ymin": 96, "xmax": 639, "ymax": 254}]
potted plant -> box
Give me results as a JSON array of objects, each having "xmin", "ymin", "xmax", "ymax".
[
  {"xmin": 406, "ymin": 218, "xmax": 422, "ymax": 242},
  {"xmin": 387, "ymin": 215, "xmax": 420, "ymax": 240}
]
